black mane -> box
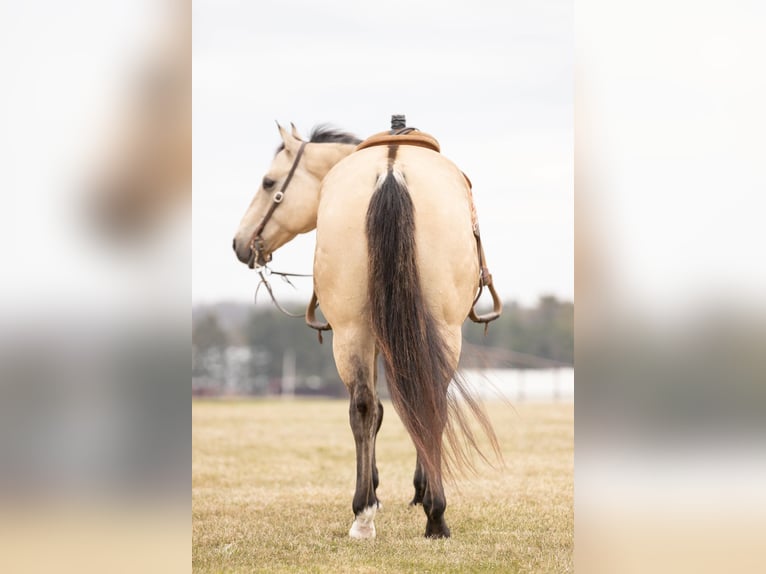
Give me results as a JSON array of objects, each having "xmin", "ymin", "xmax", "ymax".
[
  {"xmin": 308, "ymin": 124, "xmax": 361, "ymax": 145},
  {"xmin": 276, "ymin": 124, "xmax": 360, "ymax": 154}
]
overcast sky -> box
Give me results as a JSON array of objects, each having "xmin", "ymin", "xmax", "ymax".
[{"xmin": 192, "ymin": 0, "xmax": 573, "ymax": 306}]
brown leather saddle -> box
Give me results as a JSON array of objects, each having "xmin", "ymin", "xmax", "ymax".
[{"xmin": 355, "ymin": 128, "xmax": 441, "ymax": 154}]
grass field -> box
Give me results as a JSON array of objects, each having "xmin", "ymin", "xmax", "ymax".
[{"xmin": 192, "ymin": 398, "xmax": 573, "ymax": 573}]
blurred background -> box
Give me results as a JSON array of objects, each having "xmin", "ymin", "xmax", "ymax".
[
  {"xmin": 0, "ymin": 1, "xmax": 189, "ymax": 572},
  {"xmin": 3, "ymin": 0, "xmax": 764, "ymax": 571},
  {"xmin": 576, "ymin": 1, "xmax": 766, "ymax": 572}
]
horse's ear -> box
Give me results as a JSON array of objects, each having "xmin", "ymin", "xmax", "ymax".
[
  {"xmin": 290, "ymin": 122, "xmax": 304, "ymax": 141},
  {"xmin": 276, "ymin": 121, "xmax": 301, "ymax": 153}
]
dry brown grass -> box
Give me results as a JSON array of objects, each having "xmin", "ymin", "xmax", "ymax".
[{"xmin": 192, "ymin": 398, "xmax": 572, "ymax": 573}]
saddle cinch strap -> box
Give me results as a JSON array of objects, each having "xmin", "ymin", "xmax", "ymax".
[{"xmin": 305, "ymin": 122, "xmax": 502, "ymax": 340}]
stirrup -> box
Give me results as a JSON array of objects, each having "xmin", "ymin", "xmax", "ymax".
[{"xmin": 305, "ymin": 291, "xmax": 332, "ymax": 343}]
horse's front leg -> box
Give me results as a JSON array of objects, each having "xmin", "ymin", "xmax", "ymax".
[{"xmin": 334, "ymin": 332, "xmax": 380, "ymax": 539}]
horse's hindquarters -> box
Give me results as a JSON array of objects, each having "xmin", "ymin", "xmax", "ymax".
[
  {"xmin": 314, "ymin": 146, "xmax": 479, "ymax": 332},
  {"xmin": 399, "ymin": 148, "xmax": 479, "ymax": 327},
  {"xmin": 314, "ymin": 144, "xmax": 484, "ymax": 539}
]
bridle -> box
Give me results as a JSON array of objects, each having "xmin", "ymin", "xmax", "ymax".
[
  {"xmin": 247, "ymin": 141, "xmax": 307, "ymax": 269},
  {"xmin": 243, "ymin": 139, "xmax": 327, "ymax": 335}
]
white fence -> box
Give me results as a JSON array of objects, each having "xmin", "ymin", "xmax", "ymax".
[{"xmin": 460, "ymin": 368, "xmax": 574, "ymax": 402}]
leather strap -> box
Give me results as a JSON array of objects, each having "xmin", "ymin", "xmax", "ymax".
[
  {"xmin": 247, "ymin": 141, "xmax": 307, "ymax": 268},
  {"xmin": 305, "ymin": 290, "xmax": 331, "ymax": 343},
  {"xmin": 355, "ymin": 129, "xmax": 440, "ymax": 153},
  {"xmin": 468, "ymin": 227, "xmax": 503, "ymax": 328}
]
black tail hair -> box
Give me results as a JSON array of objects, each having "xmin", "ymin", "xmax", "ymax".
[{"xmin": 365, "ymin": 169, "xmax": 500, "ymax": 485}]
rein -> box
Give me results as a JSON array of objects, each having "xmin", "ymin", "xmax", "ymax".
[
  {"xmin": 252, "ymin": 265, "xmax": 330, "ymax": 343},
  {"xmin": 253, "ymin": 266, "xmax": 312, "ymax": 318},
  {"xmin": 247, "ymin": 141, "xmax": 307, "ymax": 269}
]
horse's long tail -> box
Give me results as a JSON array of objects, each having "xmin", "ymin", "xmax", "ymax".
[{"xmin": 365, "ymin": 167, "xmax": 499, "ymax": 486}]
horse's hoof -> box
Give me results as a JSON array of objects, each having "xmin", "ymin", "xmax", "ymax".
[
  {"xmin": 424, "ymin": 520, "xmax": 451, "ymax": 539},
  {"xmin": 349, "ymin": 523, "xmax": 376, "ymax": 539},
  {"xmin": 348, "ymin": 506, "xmax": 377, "ymax": 539}
]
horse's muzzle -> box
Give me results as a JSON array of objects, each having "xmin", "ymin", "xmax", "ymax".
[
  {"xmin": 248, "ymin": 249, "xmax": 271, "ymax": 269},
  {"xmin": 232, "ymin": 237, "xmax": 256, "ymax": 265},
  {"xmin": 247, "ymin": 236, "xmax": 273, "ymax": 269}
]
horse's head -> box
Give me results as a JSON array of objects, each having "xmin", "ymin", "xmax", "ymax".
[{"xmin": 233, "ymin": 123, "xmax": 359, "ymax": 267}]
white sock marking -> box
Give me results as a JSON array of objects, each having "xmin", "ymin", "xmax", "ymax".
[{"xmin": 348, "ymin": 505, "xmax": 377, "ymax": 539}]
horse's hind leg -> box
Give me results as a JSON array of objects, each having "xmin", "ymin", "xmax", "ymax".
[
  {"xmin": 371, "ymin": 350, "xmax": 384, "ymax": 500},
  {"xmin": 421, "ymin": 326, "xmax": 463, "ymax": 539},
  {"xmin": 424, "ymin": 490, "xmax": 449, "ymax": 538},
  {"xmin": 409, "ymin": 452, "xmax": 449, "ymax": 537},
  {"xmin": 409, "ymin": 453, "xmax": 426, "ymax": 506},
  {"xmin": 406, "ymin": 390, "xmax": 450, "ymax": 537},
  {"xmin": 422, "ymin": 427, "xmax": 450, "ymax": 538},
  {"xmin": 333, "ymin": 330, "xmax": 380, "ymax": 539},
  {"xmin": 372, "ymin": 399, "xmax": 384, "ymax": 497}
]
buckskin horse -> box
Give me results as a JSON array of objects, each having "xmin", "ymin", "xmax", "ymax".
[{"xmin": 233, "ymin": 117, "xmax": 501, "ymax": 539}]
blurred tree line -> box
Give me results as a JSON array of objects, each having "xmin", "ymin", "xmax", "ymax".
[
  {"xmin": 192, "ymin": 295, "xmax": 573, "ymax": 396},
  {"xmin": 462, "ymin": 295, "xmax": 573, "ymax": 366}
]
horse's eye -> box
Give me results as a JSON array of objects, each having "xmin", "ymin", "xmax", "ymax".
[{"xmin": 262, "ymin": 177, "xmax": 276, "ymax": 190}]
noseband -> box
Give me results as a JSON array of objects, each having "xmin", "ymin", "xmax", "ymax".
[{"xmin": 247, "ymin": 141, "xmax": 307, "ymax": 268}]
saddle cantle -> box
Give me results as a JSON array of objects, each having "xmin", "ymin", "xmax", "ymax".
[{"xmin": 355, "ymin": 128, "xmax": 441, "ymax": 154}]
